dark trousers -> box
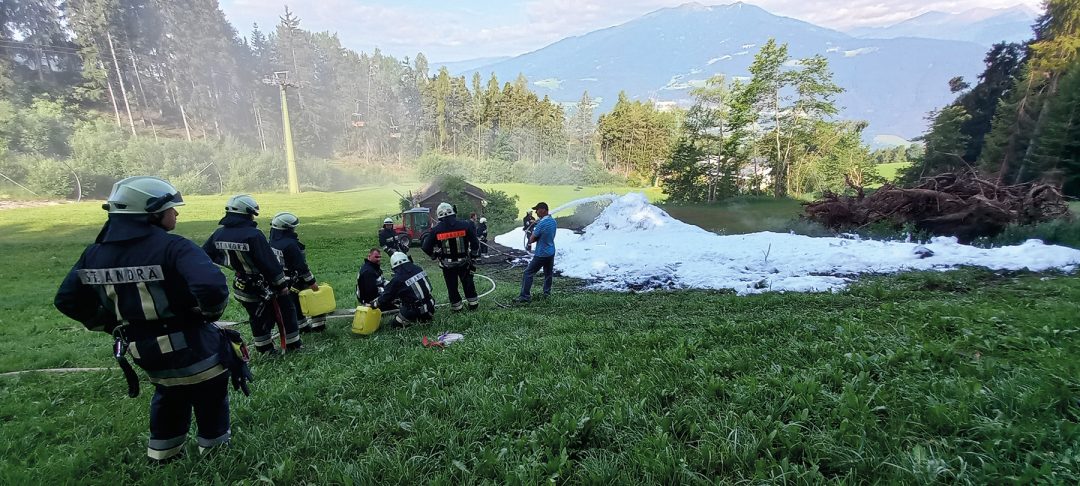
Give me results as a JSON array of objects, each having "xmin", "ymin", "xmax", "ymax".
[
  {"xmin": 241, "ymin": 297, "xmax": 301, "ymax": 352},
  {"xmin": 442, "ymin": 266, "xmax": 478, "ymax": 307},
  {"xmin": 396, "ymin": 305, "xmax": 434, "ymax": 326},
  {"xmin": 519, "ymin": 255, "xmax": 554, "ymax": 299},
  {"xmin": 148, "ymin": 373, "xmax": 230, "ymax": 460}
]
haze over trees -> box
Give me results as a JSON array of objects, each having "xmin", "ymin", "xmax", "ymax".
[{"xmin": 4, "ymin": 0, "xmax": 1066, "ymax": 205}]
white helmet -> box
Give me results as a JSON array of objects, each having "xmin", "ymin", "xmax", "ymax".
[
  {"xmin": 390, "ymin": 251, "xmax": 410, "ymax": 269},
  {"xmin": 225, "ymin": 194, "xmax": 260, "ymax": 216},
  {"xmin": 479, "ymin": 217, "xmax": 487, "ymax": 224},
  {"xmin": 383, "ymin": 217, "xmax": 394, "ymax": 225},
  {"xmin": 271, "ymin": 212, "xmax": 300, "ymax": 230},
  {"xmin": 436, "ymin": 202, "xmax": 455, "ymax": 219},
  {"xmin": 102, "ymin": 176, "xmax": 185, "ymax": 214}
]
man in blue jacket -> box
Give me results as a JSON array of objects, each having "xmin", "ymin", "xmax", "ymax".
[
  {"xmin": 203, "ymin": 195, "xmax": 302, "ymax": 353},
  {"xmin": 55, "ymin": 176, "xmax": 244, "ymax": 462},
  {"xmin": 514, "ymin": 202, "xmax": 557, "ymax": 303}
]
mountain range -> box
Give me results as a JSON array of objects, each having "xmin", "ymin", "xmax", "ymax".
[
  {"xmin": 443, "ymin": 2, "xmax": 1031, "ymax": 145},
  {"xmin": 849, "ymin": 5, "xmax": 1038, "ymax": 46}
]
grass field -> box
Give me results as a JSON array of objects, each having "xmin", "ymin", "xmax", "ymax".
[
  {"xmin": 1, "ymin": 186, "xmax": 1078, "ymax": 483},
  {"xmin": 876, "ymin": 162, "xmax": 913, "ymax": 184},
  {"xmin": 660, "ymin": 197, "xmax": 806, "ymax": 235}
]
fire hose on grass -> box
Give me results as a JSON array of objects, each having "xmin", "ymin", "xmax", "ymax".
[{"xmin": 2, "ymin": 274, "xmax": 499, "ymax": 377}]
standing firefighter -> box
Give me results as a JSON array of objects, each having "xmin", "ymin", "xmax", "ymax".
[
  {"xmin": 269, "ymin": 212, "xmax": 325, "ymax": 332},
  {"xmin": 421, "ymin": 202, "xmax": 481, "ymax": 311},
  {"xmin": 374, "ymin": 252, "xmax": 436, "ymax": 326},
  {"xmin": 477, "ymin": 217, "xmax": 489, "ymax": 255},
  {"xmin": 54, "ymin": 176, "xmax": 250, "ymax": 462},
  {"xmin": 203, "ymin": 195, "xmax": 302, "ymax": 354},
  {"xmin": 379, "ymin": 217, "xmax": 405, "ymax": 255}
]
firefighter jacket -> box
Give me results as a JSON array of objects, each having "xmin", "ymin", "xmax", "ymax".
[
  {"xmin": 375, "ymin": 261, "xmax": 435, "ymax": 316},
  {"xmin": 477, "ymin": 222, "xmax": 488, "ymax": 241},
  {"xmin": 379, "ymin": 226, "xmax": 403, "ymax": 253},
  {"xmin": 421, "ymin": 215, "xmax": 480, "ymax": 268},
  {"xmin": 55, "ymin": 214, "xmax": 231, "ymax": 387},
  {"xmin": 202, "ymin": 213, "xmax": 288, "ymax": 303},
  {"xmin": 269, "ymin": 229, "xmax": 316, "ymax": 291},
  {"xmin": 355, "ymin": 258, "xmax": 386, "ymax": 305}
]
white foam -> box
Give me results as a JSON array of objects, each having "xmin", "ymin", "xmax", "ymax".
[{"xmin": 495, "ymin": 193, "xmax": 1080, "ymax": 294}]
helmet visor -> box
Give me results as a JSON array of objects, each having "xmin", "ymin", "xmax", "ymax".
[{"xmin": 145, "ymin": 191, "xmax": 184, "ymax": 213}]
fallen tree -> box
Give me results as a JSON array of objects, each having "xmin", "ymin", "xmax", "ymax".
[{"xmin": 803, "ymin": 172, "xmax": 1071, "ymax": 243}]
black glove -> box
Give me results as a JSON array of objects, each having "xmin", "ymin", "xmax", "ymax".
[{"xmin": 219, "ymin": 327, "xmax": 253, "ymax": 396}]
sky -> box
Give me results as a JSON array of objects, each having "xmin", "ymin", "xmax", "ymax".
[{"xmin": 218, "ymin": 0, "xmax": 1043, "ymax": 61}]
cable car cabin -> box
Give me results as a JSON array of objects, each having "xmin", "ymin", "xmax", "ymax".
[
  {"xmin": 351, "ymin": 113, "xmax": 365, "ymax": 127},
  {"xmin": 394, "ymin": 207, "xmax": 432, "ymax": 242}
]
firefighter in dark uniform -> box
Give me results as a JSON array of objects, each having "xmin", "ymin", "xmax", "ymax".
[
  {"xmin": 477, "ymin": 217, "xmax": 489, "ymax": 255},
  {"xmin": 269, "ymin": 212, "xmax": 325, "ymax": 332},
  {"xmin": 421, "ymin": 202, "xmax": 481, "ymax": 311},
  {"xmin": 203, "ymin": 195, "xmax": 302, "ymax": 354},
  {"xmin": 374, "ymin": 252, "xmax": 436, "ymax": 326},
  {"xmin": 356, "ymin": 247, "xmax": 388, "ymax": 307},
  {"xmin": 379, "ymin": 217, "xmax": 405, "ymax": 255},
  {"xmin": 54, "ymin": 176, "xmax": 249, "ymax": 462}
]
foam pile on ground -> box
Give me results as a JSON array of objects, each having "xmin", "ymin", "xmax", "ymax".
[{"xmin": 495, "ymin": 193, "xmax": 1080, "ymax": 294}]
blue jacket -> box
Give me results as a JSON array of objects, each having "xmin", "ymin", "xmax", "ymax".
[
  {"xmin": 55, "ymin": 214, "xmax": 231, "ymax": 386},
  {"xmin": 270, "ymin": 229, "xmax": 316, "ymax": 291},
  {"xmin": 203, "ymin": 213, "xmax": 287, "ymax": 302}
]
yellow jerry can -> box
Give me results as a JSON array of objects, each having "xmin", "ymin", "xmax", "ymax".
[
  {"xmin": 297, "ymin": 283, "xmax": 335, "ymax": 317},
  {"xmin": 352, "ymin": 306, "xmax": 382, "ymax": 335}
]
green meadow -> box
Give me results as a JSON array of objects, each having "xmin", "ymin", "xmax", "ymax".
[{"xmin": 1, "ymin": 185, "xmax": 1077, "ymax": 483}]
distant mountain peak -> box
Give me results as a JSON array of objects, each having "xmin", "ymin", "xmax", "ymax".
[{"xmin": 676, "ymin": 1, "xmax": 708, "ymax": 10}]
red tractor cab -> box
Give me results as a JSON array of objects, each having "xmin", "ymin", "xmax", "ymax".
[{"xmin": 394, "ymin": 207, "xmax": 433, "ymax": 243}]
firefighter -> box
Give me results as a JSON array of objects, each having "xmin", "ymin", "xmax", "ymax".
[
  {"xmin": 373, "ymin": 251, "xmax": 436, "ymax": 326},
  {"xmin": 203, "ymin": 195, "xmax": 302, "ymax": 354},
  {"xmin": 378, "ymin": 217, "xmax": 405, "ymax": 255},
  {"xmin": 477, "ymin": 217, "xmax": 489, "ymax": 255},
  {"xmin": 421, "ymin": 202, "xmax": 481, "ymax": 311},
  {"xmin": 54, "ymin": 176, "xmax": 249, "ymax": 462},
  {"xmin": 355, "ymin": 247, "xmax": 388, "ymax": 308},
  {"xmin": 269, "ymin": 212, "xmax": 326, "ymax": 332}
]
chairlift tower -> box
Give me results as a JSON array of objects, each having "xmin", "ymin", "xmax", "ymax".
[{"xmin": 263, "ymin": 71, "xmax": 301, "ymax": 194}]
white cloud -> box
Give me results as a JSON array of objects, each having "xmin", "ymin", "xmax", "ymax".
[{"xmin": 220, "ymin": 0, "xmax": 1043, "ymax": 60}]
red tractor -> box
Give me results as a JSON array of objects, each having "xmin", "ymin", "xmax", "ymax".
[{"xmin": 392, "ymin": 207, "xmax": 433, "ymax": 248}]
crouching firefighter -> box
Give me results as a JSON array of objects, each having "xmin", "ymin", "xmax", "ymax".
[
  {"xmin": 356, "ymin": 248, "xmax": 388, "ymax": 308},
  {"xmin": 203, "ymin": 195, "xmax": 302, "ymax": 354},
  {"xmin": 54, "ymin": 176, "xmax": 253, "ymax": 462},
  {"xmin": 422, "ymin": 202, "xmax": 481, "ymax": 310},
  {"xmin": 270, "ymin": 212, "xmax": 326, "ymax": 332},
  {"xmin": 373, "ymin": 252, "xmax": 436, "ymax": 326}
]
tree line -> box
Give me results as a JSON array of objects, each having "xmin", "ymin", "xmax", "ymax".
[
  {"xmin": 0, "ymin": 0, "xmax": 616, "ymax": 197},
  {"xmin": 659, "ymin": 39, "xmax": 881, "ymax": 202},
  {"xmin": 908, "ymin": 0, "xmax": 1079, "ymax": 196}
]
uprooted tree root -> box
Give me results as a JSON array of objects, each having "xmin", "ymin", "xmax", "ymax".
[{"xmin": 803, "ymin": 172, "xmax": 1071, "ymax": 243}]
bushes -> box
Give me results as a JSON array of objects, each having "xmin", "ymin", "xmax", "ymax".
[
  {"xmin": 413, "ymin": 152, "xmax": 626, "ymax": 185},
  {"xmin": 482, "ymin": 189, "xmax": 519, "ymax": 230},
  {"xmin": 975, "ymin": 218, "xmax": 1080, "ymax": 249},
  {"xmin": 2, "ymin": 117, "xmax": 362, "ymax": 198}
]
